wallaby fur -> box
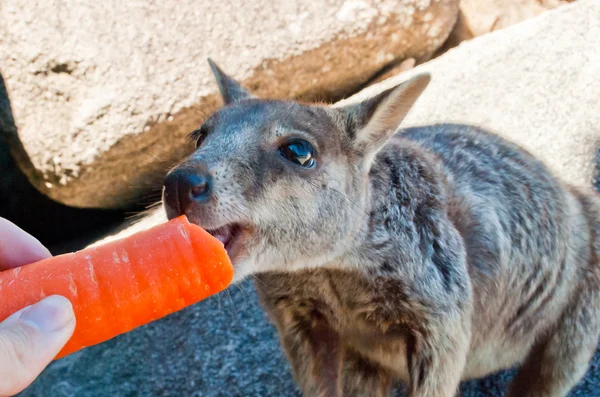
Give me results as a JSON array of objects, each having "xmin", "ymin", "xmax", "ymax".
[{"xmin": 162, "ymin": 60, "xmax": 600, "ymax": 397}]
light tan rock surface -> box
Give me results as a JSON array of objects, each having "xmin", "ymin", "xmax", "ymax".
[
  {"xmin": 93, "ymin": 0, "xmax": 599, "ymax": 246},
  {"xmin": 339, "ymin": 0, "xmax": 599, "ymax": 190},
  {"xmin": 0, "ymin": 0, "xmax": 459, "ymax": 209},
  {"xmin": 437, "ymin": 0, "xmax": 575, "ymax": 54},
  {"xmin": 459, "ymin": 0, "xmax": 574, "ymax": 37}
]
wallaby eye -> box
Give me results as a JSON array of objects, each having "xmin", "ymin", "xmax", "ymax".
[
  {"xmin": 191, "ymin": 125, "xmax": 209, "ymax": 148},
  {"xmin": 278, "ymin": 140, "xmax": 316, "ymax": 168}
]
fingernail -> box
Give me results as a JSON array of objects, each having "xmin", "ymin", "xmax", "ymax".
[{"xmin": 20, "ymin": 296, "xmax": 74, "ymax": 333}]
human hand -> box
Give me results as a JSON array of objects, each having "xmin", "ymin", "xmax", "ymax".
[{"xmin": 0, "ymin": 218, "xmax": 75, "ymax": 396}]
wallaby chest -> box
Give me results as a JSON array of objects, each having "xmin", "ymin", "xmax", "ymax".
[{"xmin": 255, "ymin": 269, "xmax": 414, "ymax": 378}]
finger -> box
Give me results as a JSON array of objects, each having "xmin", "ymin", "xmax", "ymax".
[
  {"xmin": 0, "ymin": 295, "xmax": 75, "ymax": 396},
  {"xmin": 0, "ymin": 218, "xmax": 51, "ymax": 270}
]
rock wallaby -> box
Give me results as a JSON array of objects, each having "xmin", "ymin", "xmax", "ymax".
[{"xmin": 162, "ymin": 60, "xmax": 600, "ymax": 397}]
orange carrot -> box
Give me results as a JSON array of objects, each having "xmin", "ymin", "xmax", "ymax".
[{"xmin": 0, "ymin": 215, "xmax": 233, "ymax": 359}]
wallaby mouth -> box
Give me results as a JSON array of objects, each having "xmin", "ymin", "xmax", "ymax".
[{"xmin": 206, "ymin": 223, "xmax": 243, "ymax": 255}]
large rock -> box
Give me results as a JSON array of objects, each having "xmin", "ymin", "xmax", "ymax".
[
  {"xmin": 0, "ymin": 72, "xmax": 126, "ymax": 254},
  {"xmin": 0, "ymin": 0, "xmax": 459, "ymax": 209},
  {"xmin": 338, "ymin": 0, "xmax": 599, "ymax": 189}
]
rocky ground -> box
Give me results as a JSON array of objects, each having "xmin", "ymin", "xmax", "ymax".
[{"xmin": 18, "ymin": 279, "xmax": 600, "ymax": 397}]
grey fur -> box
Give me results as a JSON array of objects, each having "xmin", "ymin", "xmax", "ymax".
[
  {"xmin": 162, "ymin": 63, "xmax": 600, "ymax": 397},
  {"xmin": 207, "ymin": 58, "xmax": 254, "ymax": 105}
]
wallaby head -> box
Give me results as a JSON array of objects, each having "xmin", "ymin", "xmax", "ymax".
[{"xmin": 163, "ymin": 59, "xmax": 430, "ymax": 281}]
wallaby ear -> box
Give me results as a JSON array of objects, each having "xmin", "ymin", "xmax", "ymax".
[
  {"xmin": 341, "ymin": 73, "xmax": 431, "ymax": 156},
  {"xmin": 207, "ymin": 58, "xmax": 255, "ymax": 105}
]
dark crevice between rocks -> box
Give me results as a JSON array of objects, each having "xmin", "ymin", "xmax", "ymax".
[
  {"xmin": 344, "ymin": 14, "xmax": 465, "ymax": 94},
  {"xmin": 1, "ymin": 72, "xmax": 136, "ymax": 255},
  {"xmin": 357, "ymin": 57, "xmax": 417, "ymax": 91}
]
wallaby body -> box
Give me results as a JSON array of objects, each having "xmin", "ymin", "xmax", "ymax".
[
  {"xmin": 255, "ymin": 124, "xmax": 600, "ymax": 397},
  {"xmin": 162, "ymin": 61, "xmax": 600, "ymax": 396}
]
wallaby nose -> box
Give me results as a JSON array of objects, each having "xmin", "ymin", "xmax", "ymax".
[{"xmin": 163, "ymin": 168, "xmax": 213, "ymax": 219}]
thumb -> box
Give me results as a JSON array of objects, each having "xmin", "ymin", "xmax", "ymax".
[{"xmin": 0, "ymin": 295, "xmax": 75, "ymax": 396}]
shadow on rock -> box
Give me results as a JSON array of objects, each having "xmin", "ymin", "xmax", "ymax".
[{"xmin": 0, "ymin": 72, "xmax": 140, "ymax": 254}]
